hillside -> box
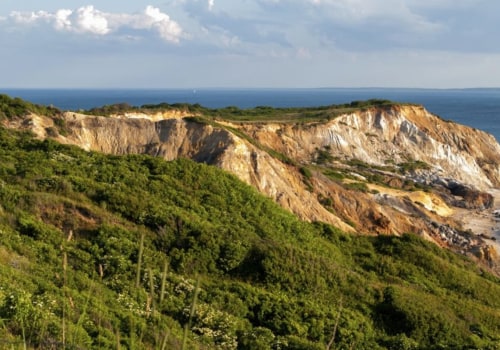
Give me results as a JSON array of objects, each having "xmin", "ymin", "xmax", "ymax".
[
  {"xmin": 0, "ymin": 94, "xmax": 499, "ymax": 349},
  {"xmin": 5, "ymin": 96, "xmax": 500, "ymax": 270}
]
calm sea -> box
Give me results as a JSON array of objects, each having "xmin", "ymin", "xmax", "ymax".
[{"xmin": 3, "ymin": 88, "xmax": 500, "ymax": 142}]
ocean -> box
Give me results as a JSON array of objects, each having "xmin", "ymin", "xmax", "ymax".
[{"xmin": 3, "ymin": 88, "xmax": 500, "ymax": 142}]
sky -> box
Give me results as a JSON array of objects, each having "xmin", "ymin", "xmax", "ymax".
[{"xmin": 1, "ymin": 0, "xmax": 500, "ymax": 88}]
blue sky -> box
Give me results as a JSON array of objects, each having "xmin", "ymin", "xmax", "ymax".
[{"xmin": 1, "ymin": 0, "xmax": 499, "ymax": 88}]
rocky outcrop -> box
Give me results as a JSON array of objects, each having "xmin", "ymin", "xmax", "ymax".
[{"xmin": 446, "ymin": 182, "xmax": 494, "ymax": 210}]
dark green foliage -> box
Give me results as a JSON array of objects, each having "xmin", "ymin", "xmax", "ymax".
[
  {"xmin": 348, "ymin": 99, "xmax": 395, "ymax": 108},
  {"xmin": 316, "ymin": 148, "xmax": 334, "ymax": 164},
  {"xmin": 85, "ymin": 102, "xmax": 134, "ymax": 115},
  {"xmin": 0, "ymin": 127, "xmax": 498, "ymax": 349},
  {"xmin": 0, "ymin": 94, "xmax": 60, "ymax": 119},
  {"xmin": 299, "ymin": 167, "xmax": 312, "ymax": 179}
]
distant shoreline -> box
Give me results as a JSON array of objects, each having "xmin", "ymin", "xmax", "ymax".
[
  {"xmin": 2, "ymin": 87, "xmax": 500, "ymax": 141},
  {"xmin": 3, "ymin": 86, "xmax": 500, "ymax": 90}
]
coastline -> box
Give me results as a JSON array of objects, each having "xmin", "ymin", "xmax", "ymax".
[{"xmin": 1, "ymin": 88, "xmax": 499, "ymax": 142}]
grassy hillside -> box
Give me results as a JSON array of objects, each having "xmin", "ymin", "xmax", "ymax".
[{"xmin": 0, "ymin": 99, "xmax": 499, "ymax": 348}]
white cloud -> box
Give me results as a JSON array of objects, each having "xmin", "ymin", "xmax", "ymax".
[
  {"xmin": 74, "ymin": 6, "xmax": 109, "ymax": 35},
  {"xmin": 141, "ymin": 6, "xmax": 183, "ymax": 42},
  {"xmin": 9, "ymin": 5, "xmax": 183, "ymax": 43},
  {"xmin": 54, "ymin": 9, "xmax": 72, "ymax": 31},
  {"xmin": 208, "ymin": 0, "xmax": 215, "ymax": 11},
  {"xmin": 10, "ymin": 10, "xmax": 53, "ymax": 24}
]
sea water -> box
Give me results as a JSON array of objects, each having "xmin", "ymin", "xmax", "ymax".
[{"xmin": 3, "ymin": 88, "xmax": 500, "ymax": 142}]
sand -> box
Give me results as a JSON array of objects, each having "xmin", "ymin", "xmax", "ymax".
[{"xmin": 454, "ymin": 189, "xmax": 500, "ymax": 254}]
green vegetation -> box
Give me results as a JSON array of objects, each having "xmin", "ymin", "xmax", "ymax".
[
  {"xmin": 84, "ymin": 99, "xmax": 402, "ymax": 123},
  {"xmin": 315, "ymin": 147, "xmax": 334, "ymax": 165},
  {"xmin": 0, "ymin": 127, "xmax": 498, "ymax": 349},
  {"xmin": 299, "ymin": 167, "xmax": 314, "ymax": 191},
  {"xmin": 347, "ymin": 158, "xmax": 394, "ymax": 172},
  {"xmin": 323, "ymin": 169, "xmax": 347, "ymax": 181},
  {"xmin": 398, "ymin": 160, "xmax": 431, "ymax": 173},
  {"xmin": 0, "ymin": 94, "xmax": 60, "ymax": 120},
  {"xmin": 0, "ymin": 94, "xmax": 498, "ymax": 349},
  {"xmin": 344, "ymin": 182, "xmax": 370, "ymax": 193},
  {"xmin": 85, "ymin": 102, "xmax": 135, "ymax": 116},
  {"xmin": 299, "ymin": 166, "xmax": 312, "ymax": 180}
]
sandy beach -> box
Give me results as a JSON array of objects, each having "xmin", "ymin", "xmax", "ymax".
[{"xmin": 454, "ymin": 189, "xmax": 500, "ymax": 255}]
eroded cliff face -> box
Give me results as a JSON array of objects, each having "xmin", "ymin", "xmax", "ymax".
[
  {"xmin": 36, "ymin": 112, "xmax": 353, "ymax": 232},
  {"xmin": 235, "ymin": 105, "xmax": 500, "ymax": 189},
  {"xmin": 6, "ymin": 105, "xmax": 500, "ymax": 269}
]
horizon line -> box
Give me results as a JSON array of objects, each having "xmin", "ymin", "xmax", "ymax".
[{"xmin": 2, "ymin": 86, "xmax": 500, "ymax": 91}]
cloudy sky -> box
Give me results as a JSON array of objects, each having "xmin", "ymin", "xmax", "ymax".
[{"xmin": 1, "ymin": 0, "xmax": 499, "ymax": 88}]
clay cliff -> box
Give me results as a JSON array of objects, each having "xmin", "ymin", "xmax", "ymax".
[
  {"xmin": 6, "ymin": 104, "xmax": 500, "ymax": 269},
  {"xmin": 234, "ymin": 105, "xmax": 500, "ymax": 187}
]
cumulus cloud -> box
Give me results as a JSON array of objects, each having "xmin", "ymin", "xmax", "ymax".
[
  {"xmin": 144, "ymin": 6, "xmax": 183, "ymax": 42},
  {"xmin": 9, "ymin": 5, "xmax": 183, "ymax": 43},
  {"xmin": 54, "ymin": 10, "xmax": 72, "ymax": 31},
  {"xmin": 5, "ymin": 0, "xmax": 497, "ymax": 56},
  {"xmin": 75, "ymin": 6, "xmax": 110, "ymax": 35}
]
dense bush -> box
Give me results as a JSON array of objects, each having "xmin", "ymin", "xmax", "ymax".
[
  {"xmin": 0, "ymin": 94, "xmax": 60, "ymax": 119},
  {"xmin": 0, "ymin": 126, "xmax": 498, "ymax": 349}
]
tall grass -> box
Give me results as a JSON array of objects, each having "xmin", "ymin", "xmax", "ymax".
[
  {"xmin": 135, "ymin": 232, "xmax": 145, "ymax": 289},
  {"xmin": 181, "ymin": 276, "xmax": 201, "ymax": 350}
]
